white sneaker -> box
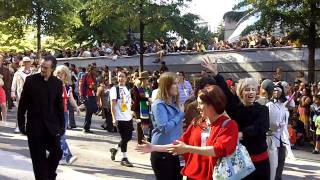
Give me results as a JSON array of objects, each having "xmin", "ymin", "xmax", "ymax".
[
  {"xmin": 67, "ymin": 156, "xmax": 78, "ymax": 165},
  {"xmin": 14, "ymin": 127, "xmax": 20, "ymax": 133},
  {"xmin": 59, "ymin": 159, "xmax": 67, "ymax": 165}
]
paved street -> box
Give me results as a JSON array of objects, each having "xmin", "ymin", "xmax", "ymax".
[{"xmin": 0, "ymin": 108, "xmax": 320, "ymax": 180}]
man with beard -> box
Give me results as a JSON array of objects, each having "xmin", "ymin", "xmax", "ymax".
[{"xmin": 18, "ymin": 55, "xmax": 65, "ymax": 180}]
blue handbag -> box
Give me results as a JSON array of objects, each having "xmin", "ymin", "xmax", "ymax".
[{"xmin": 212, "ymin": 119, "xmax": 255, "ymax": 180}]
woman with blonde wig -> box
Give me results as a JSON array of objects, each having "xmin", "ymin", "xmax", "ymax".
[
  {"xmin": 54, "ymin": 65, "xmax": 80, "ymax": 165},
  {"xmin": 201, "ymin": 57, "xmax": 270, "ymax": 180}
]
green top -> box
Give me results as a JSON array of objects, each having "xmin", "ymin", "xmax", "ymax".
[{"xmin": 316, "ymin": 116, "xmax": 320, "ymax": 135}]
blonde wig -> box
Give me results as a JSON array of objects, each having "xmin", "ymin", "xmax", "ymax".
[
  {"xmin": 54, "ymin": 65, "xmax": 72, "ymax": 85},
  {"xmin": 236, "ymin": 78, "xmax": 258, "ymax": 102}
]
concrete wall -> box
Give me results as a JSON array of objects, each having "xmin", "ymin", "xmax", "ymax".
[{"xmin": 57, "ymin": 47, "xmax": 320, "ymax": 82}]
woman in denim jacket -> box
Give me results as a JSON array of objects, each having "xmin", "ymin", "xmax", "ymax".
[{"xmin": 150, "ymin": 72, "xmax": 184, "ymax": 180}]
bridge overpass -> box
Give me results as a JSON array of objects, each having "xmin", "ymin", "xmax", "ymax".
[{"xmin": 57, "ymin": 47, "xmax": 320, "ymax": 82}]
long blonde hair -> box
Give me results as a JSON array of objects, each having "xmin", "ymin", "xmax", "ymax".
[
  {"xmin": 53, "ymin": 65, "xmax": 72, "ymax": 85},
  {"xmin": 156, "ymin": 72, "xmax": 179, "ymax": 105}
]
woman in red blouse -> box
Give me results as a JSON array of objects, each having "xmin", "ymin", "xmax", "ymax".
[{"xmin": 136, "ymin": 85, "xmax": 238, "ymax": 180}]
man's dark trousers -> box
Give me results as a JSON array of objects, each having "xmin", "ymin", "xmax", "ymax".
[
  {"xmin": 84, "ymin": 96, "xmax": 98, "ymax": 131},
  {"xmin": 27, "ymin": 123, "xmax": 62, "ymax": 180}
]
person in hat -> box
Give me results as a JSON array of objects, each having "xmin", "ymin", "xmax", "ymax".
[
  {"xmin": 131, "ymin": 71, "xmax": 152, "ymax": 144},
  {"xmin": 11, "ymin": 56, "xmax": 35, "ymax": 133},
  {"xmin": 256, "ymin": 79, "xmax": 275, "ymax": 106},
  {"xmin": 266, "ymin": 84, "xmax": 288, "ymax": 180}
]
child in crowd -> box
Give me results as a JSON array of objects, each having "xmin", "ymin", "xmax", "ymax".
[
  {"xmin": 291, "ymin": 111, "xmax": 305, "ymax": 147},
  {"xmin": 288, "ymin": 120, "xmax": 297, "ymax": 147}
]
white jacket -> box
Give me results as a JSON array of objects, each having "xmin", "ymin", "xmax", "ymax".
[{"xmin": 11, "ymin": 68, "xmax": 35, "ymax": 100}]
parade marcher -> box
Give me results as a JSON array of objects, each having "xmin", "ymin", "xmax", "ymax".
[
  {"xmin": 131, "ymin": 71, "xmax": 152, "ymax": 144},
  {"xmin": 136, "ymin": 85, "xmax": 239, "ymax": 180},
  {"xmin": 176, "ymin": 71, "xmax": 193, "ymax": 111},
  {"xmin": 109, "ymin": 71, "xmax": 134, "ymax": 167},
  {"xmin": 97, "ymin": 75, "xmax": 114, "ymax": 132},
  {"xmin": 54, "ymin": 65, "xmax": 80, "ymax": 165},
  {"xmin": 11, "ymin": 56, "xmax": 35, "ymax": 133},
  {"xmin": 0, "ymin": 54, "xmax": 12, "ymax": 118},
  {"xmin": 281, "ymin": 81, "xmax": 296, "ymax": 159},
  {"xmin": 184, "ymin": 76, "xmax": 216, "ymax": 129},
  {"xmin": 67, "ymin": 65, "xmax": 78, "ymax": 129},
  {"xmin": 266, "ymin": 84, "xmax": 287, "ymax": 180},
  {"xmin": 80, "ymin": 66, "xmax": 98, "ymax": 133},
  {"xmin": 201, "ymin": 57, "xmax": 270, "ymax": 180},
  {"xmin": 146, "ymin": 72, "xmax": 184, "ymax": 180},
  {"xmin": 256, "ymin": 79, "xmax": 274, "ymax": 106},
  {"xmin": 18, "ymin": 55, "xmax": 65, "ymax": 180},
  {"xmin": 0, "ymin": 75, "xmax": 7, "ymax": 124}
]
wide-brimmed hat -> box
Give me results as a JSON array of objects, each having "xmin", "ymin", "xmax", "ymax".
[
  {"xmin": 22, "ymin": 57, "xmax": 32, "ymax": 62},
  {"xmin": 138, "ymin": 71, "xmax": 149, "ymax": 80}
]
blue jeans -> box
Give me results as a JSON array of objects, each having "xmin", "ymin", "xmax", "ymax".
[{"xmin": 60, "ymin": 112, "xmax": 72, "ymax": 161}]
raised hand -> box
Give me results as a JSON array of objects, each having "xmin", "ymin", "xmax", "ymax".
[{"xmin": 201, "ymin": 56, "xmax": 218, "ymax": 76}]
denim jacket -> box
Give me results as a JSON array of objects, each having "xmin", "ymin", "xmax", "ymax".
[{"xmin": 151, "ymin": 99, "xmax": 184, "ymax": 145}]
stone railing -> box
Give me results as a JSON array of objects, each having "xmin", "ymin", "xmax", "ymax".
[{"xmin": 57, "ymin": 47, "xmax": 320, "ymax": 82}]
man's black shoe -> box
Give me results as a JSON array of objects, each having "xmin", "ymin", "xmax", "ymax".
[
  {"xmin": 101, "ymin": 125, "xmax": 107, "ymax": 130},
  {"xmin": 121, "ymin": 158, "xmax": 133, "ymax": 167},
  {"xmin": 110, "ymin": 148, "xmax": 118, "ymax": 161},
  {"xmin": 312, "ymin": 150, "xmax": 320, "ymax": 154},
  {"xmin": 83, "ymin": 129, "xmax": 94, "ymax": 134}
]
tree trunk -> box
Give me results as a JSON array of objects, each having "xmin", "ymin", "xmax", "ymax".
[
  {"xmin": 36, "ymin": 5, "xmax": 42, "ymax": 60},
  {"xmin": 308, "ymin": 2, "xmax": 317, "ymax": 84},
  {"xmin": 139, "ymin": 1, "xmax": 144, "ymax": 72},
  {"xmin": 139, "ymin": 21, "xmax": 145, "ymax": 72}
]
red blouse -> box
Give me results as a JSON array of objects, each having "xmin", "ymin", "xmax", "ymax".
[{"xmin": 179, "ymin": 115, "xmax": 238, "ymax": 180}]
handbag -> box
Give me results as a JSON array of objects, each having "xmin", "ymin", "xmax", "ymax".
[{"xmin": 212, "ymin": 119, "xmax": 255, "ymax": 180}]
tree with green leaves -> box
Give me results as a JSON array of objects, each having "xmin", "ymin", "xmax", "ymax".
[
  {"xmin": 234, "ymin": 0, "xmax": 320, "ymax": 83},
  {"xmin": 85, "ymin": 0, "xmax": 196, "ymax": 71},
  {"xmin": 0, "ymin": 0, "xmax": 81, "ymax": 57}
]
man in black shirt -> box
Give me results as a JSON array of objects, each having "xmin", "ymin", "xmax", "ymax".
[{"xmin": 18, "ymin": 55, "xmax": 65, "ymax": 180}]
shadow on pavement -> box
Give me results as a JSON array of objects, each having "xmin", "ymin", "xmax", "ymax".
[{"xmin": 70, "ymin": 164, "xmax": 154, "ymax": 180}]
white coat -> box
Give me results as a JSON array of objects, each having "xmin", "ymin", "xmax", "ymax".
[{"xmin": 11, "ymin": 68, "xmax": 35, "ymax": 101}]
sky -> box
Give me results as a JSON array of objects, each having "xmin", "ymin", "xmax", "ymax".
[{"xmin": 184, "ymin": 0, "xmax": 237, "ymax": 32}]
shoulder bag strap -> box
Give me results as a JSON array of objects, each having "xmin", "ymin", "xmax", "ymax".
[{"xmin": 212, "ymin": 119, "xmax": 232, "ymax": 144}]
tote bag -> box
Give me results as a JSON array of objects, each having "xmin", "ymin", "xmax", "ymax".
[{"xmin": 212, "ymin": 119, "xmax": 255, "ymax": 180}]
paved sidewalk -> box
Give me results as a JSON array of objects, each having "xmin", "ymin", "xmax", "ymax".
[
  {"xmin": 1, "ymin": 108, "xmax": 320, "ymax": 179},
  {"xmin": 0, "ymin": 148, "xmax": 98, "ymax": 180}
]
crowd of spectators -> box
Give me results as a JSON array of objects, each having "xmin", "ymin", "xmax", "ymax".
[{"xmin": 0, "ymin": 33, "xmax": 302, "ymax": 62}]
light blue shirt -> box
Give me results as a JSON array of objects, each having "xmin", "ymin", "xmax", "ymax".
[
  {"xmin": 151, "ymin": 99, "xmax": 184, "ymax": 145},
  {"xmin": 178, "ymin": 80, "xmax": 193, "ymax": 105}
]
